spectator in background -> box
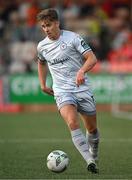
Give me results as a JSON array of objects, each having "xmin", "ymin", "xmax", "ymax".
[
  {"xmin": 26, "ymin": 0, "xmax": 39, "ymax": 27},
  {"xmin": 0, "ymin": 0, "xmax": 131, "ymax": 74},
  {"xmin": 26, "ymin": 0, "xmax": 40, "ymax": 41},
  {"xmin": 107, "ymin": 5, "xmax": 131, "ymax": 63},
  {"xmin": 108, "ymin": 33, "xmax": 132, "ymax": 63},
  {"xmin": 18, "ymin": 0, "xmax": 30, "ymax": 22},
  {"xmin": 9, "ymin": 36, "xmax": 37, "ymax": 74},
  {"xmin": 6, "ymin": 11, "xmax": 24, "ymax": 42}
]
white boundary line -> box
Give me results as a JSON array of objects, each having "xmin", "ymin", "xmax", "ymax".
[{"xmin": 0, "ymin": 138, "xmax": 132, "ymax": 143}]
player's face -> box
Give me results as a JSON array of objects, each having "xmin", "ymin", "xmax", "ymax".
[{"xmin": 41, "ymin": 19, "xmax": 60, "ymax": 40}]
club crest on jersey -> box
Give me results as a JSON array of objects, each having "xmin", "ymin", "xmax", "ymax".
[{"xmin": 60, "ymin": 42, "xmax": 67, "ymax": 50}]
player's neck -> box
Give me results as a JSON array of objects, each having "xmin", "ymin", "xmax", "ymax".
[{"xmin": 50, "ymin": 29, "xmax": 61, "ymax": 41}]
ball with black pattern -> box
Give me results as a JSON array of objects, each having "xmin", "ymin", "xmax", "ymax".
[{"xmin": 47, "ymin": 150, "xmax": 69, "ymax": 173}]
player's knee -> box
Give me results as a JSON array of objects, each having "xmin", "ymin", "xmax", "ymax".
[
  {"xmin": 67, "ymin": 121, "xmax": 79, "ymax": 130},
  {"xmin": 88, "ymin": 127, "xmax": 97, "ymax": 134}
]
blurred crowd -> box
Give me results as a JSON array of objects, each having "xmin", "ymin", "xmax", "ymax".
[{"xmin": 0, "ymin": 0, "xmax": 132, "ymax": 74}]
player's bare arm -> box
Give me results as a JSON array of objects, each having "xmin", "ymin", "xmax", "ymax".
[
  {"xmin": 76, "ymin": 51, "xmax": 97, "ymax": 86},
  {"xmin": 38, "ymin": 59, "xmax": 54, "ymax": 96}
]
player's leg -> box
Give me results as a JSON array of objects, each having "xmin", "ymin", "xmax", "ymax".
[
  {"xmin": 59, "ymin": 104, "xmax": 94, "ymax": 166},
  {"xmin": 76, "ymin": 91, "xmax": 99, "ymax": 173},
  {"xmin": 80, "ymin": 113, "xmax": 99, "ymax": 161},
  {"xmin": 55, "ymin": 92, "xmax": 98, "ymax": 173},
  {"xmin": 60, "ymin": 104, "xmax": 79, "ymax": 130},
  {"xmin": 76, "ymin": 90, "xmax": 100, "ymax": 161}
]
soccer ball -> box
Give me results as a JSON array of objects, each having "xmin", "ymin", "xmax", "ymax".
[{"xmin": 47, "ymin": 150, "xmax": 69, "ymax": 173}]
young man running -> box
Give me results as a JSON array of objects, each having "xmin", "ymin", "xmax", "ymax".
[{"xmin": 37, "ymin": 8, "xmax": 100, "ymax": 173}]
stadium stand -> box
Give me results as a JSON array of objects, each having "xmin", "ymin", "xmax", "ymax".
[{"xmin": 0, "ymin": 0, "xmax": 131, "ymax": 112}]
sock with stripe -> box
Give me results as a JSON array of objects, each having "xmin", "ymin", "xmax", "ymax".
[
  {"xmin": 86, "ymin": 129, "xmax": 99, "ymax": 160},
  {"xmin": 71, "ymin": 128, "xmax": 92, "ymax": 164}
]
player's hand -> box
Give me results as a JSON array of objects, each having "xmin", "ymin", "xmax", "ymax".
[
  {"xmin": 41, "ymin": 86, "xmax": 54, "ymax": 96},
  {"xmin": 75, "ymin": 69, "xmax": 85, "ymax": 86}
]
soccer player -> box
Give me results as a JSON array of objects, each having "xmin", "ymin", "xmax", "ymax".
[{"xmin": 37, "ymin": 8, "xmax": 100, "ymax": 173}]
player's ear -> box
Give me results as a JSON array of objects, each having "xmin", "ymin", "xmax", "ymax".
[{"xmin": 55, "ymin": 21, "xmax": 60, "ymax": 28}]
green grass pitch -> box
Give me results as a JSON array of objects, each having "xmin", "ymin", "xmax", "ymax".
[{"xmin": 0, "ymin": 111, "xmax": 132, "ymax": 179}]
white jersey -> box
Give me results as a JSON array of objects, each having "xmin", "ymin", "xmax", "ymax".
[{"xmin": 37, "ymin": 30, "xmax": 93, "ymax": 95}]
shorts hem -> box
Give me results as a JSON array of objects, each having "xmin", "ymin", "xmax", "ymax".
[
  {"xmin": 79, "ymin": 110, "xmax": 96, "ymax": 115},
  {"xmin": 58, "ymin": 100, "xmax": 77, "ymax": 110}
]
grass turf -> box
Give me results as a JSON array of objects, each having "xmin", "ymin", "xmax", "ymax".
[{"xmin": 0, "ymin": 111, "xmax": 132, "ymax": 179}]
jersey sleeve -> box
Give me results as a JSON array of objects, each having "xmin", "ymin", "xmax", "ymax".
[
  {"xmin": 37, "ymin": 44, "xmax": 46, "ymax": 64},
  {"xmin": 73, "ymin": 33, "xmax": 92, "ymax": 55}
]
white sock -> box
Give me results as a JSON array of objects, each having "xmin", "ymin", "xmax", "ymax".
[
  {"xmin": 71, "ymin": 128, "xmax": 92, "ymax": 164},
  {"xmin": 86, "ymin": 129, "xmax": 99, "ymax": 160}
]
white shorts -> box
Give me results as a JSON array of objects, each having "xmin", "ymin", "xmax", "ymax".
[{"xmin": 54, "ymin": 90, "xmax": 96, "ymax": 115}]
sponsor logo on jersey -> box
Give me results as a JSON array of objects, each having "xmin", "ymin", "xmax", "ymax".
[{"xmin": 48, "ymin": 57, "xmax": 70, "ymax": 65}]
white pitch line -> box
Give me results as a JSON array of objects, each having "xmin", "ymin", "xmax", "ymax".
[
  {"xmin": 0, "ymin": 138, "xmax": 70, "ymax": 143},
  {"xmin": 0, "ymin": 138, "xmax": 132, "ymax": 143}
]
